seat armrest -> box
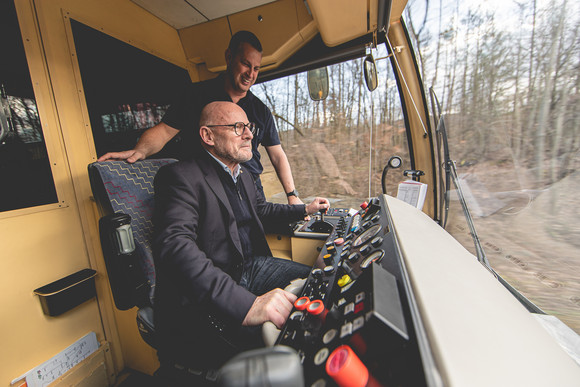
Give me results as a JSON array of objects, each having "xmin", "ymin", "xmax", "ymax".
[{"xmin": 99, "ymin": 213, "xmax": 150, "ymax": 310}]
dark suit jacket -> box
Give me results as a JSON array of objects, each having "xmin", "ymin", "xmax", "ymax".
[{"xmin": 152, "ymin": 151, "xmax": 305, "ymax": 367}]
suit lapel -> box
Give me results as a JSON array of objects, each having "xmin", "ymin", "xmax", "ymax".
[{"xmin": 198, "ymin": 155, "xmax": 244, "ymax": 256}]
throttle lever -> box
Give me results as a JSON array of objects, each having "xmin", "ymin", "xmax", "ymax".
[{"xmin": 310, "ymin": 208, "xmax": 334, "ymax": 234}]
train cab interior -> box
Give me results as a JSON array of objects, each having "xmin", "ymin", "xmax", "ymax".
[{"xmin": 2, "ymin": 0, "xmax": 580, "ymax": 386}]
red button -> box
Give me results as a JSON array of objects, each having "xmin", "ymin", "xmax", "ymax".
[
  {"xmin": 307, "ymin": 299, "xmax": 325, "ymax": 315},
  {"xmin": 354, "ymin": 302, "xmax": 364, "ymax": 314},
  {"xmin": 326, "ymin": 345, "xmax": 369, "ymax": 387},
  {"xmin": 294, "ymin": 296, "xmax": 310, "ymax": 311}
]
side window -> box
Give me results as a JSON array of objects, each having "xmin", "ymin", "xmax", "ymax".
[
  {"xmin": 0, "ymin": 0, "xmax": 58, "ymax": 212},
  {"xmin": 70, "ymin": 20, "xmax": 191, "ymax": 158},
  {"xmin": 406, "ymin": 1, "xmax": 580, "ymax": 334}
]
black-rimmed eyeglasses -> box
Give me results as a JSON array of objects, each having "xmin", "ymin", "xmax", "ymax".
[{"xmin": 206, "ymin": 122, "xmax": 256, "ymax": 136}]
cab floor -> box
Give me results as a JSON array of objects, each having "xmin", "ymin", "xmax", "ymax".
[{"xmin": 115, "ymin": 369, "xmax": 158, "ymax": 387}]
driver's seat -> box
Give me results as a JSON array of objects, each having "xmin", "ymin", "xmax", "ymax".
[{"xmin": 88, "ymin": 159, "xmax": 177, "ymax": 348}]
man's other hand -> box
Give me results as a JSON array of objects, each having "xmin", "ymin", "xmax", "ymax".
[
  {"xmin": 305, "ymin": 197, "xmax": 330, "ymax": 216},
  {"xmin": 97, "ymin": 149, "xmax": 146, "ymax": 163},
  {"xmin": 242, "ymin": 288, "xmax": 297, "ymax": 329}
]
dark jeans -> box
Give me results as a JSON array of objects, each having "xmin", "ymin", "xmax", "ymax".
[{"xmin": 240, "ymin": 255, "xmax": 311, "ymax": 295}]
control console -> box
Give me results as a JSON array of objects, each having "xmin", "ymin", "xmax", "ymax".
[
  {"xmin": 293, "ymin": 208, "xmax": 353, "ymax": 239},
  {"xmin": 277, "ymin": 196, "xmax": 432, "ymax": 387}
]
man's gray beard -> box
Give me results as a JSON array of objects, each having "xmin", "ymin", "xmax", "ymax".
[{"xmin": 214, "ymin": 147, "xmax": 252, "ymax": 165}]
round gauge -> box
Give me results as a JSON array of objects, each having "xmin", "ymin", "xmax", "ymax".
[
  {"xmin": 361, "ymin": 249, "xmax": 385, "ymax": 268},
  {"xmin": 353, "ymin": 224, "xmax": 382, "ymax": 248}
]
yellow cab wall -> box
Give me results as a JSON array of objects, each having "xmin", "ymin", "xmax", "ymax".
[
  {"xmin": 387, "ymin": 20, "xmax": 436, "ymax": 216},
  {"xmin": 1, "ymin": 0, "xmax": 320, "ymax": 383},
  {"xmin": 1, "ymin": 0, "xmax": 186, "ymax": 384}
]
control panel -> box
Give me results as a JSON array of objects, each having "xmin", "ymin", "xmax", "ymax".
[
  {"xmin": 293, "ymin": 208, "xmax": 353, "ymax": 239},
  {"xmin": 277, "ymin": 196, "xmax": 432, "ymax": 387}
]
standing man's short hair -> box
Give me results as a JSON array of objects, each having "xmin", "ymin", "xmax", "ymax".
[{"xmin": 229, "ymin": 30, "xmax": 263, "ymax": 56}]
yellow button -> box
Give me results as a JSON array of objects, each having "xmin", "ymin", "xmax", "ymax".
[{"xmin": 337, "ymin": 274, "xmax": 352, "ymax": 287}]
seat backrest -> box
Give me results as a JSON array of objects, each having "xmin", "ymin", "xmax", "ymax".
[{"xmin": 88, "ymin": 159, "xmax": 177, "ymax": 309}]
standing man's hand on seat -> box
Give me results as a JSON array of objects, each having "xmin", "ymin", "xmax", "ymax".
[
  {"xmin": 242, "ymin": 288, "xmax": 297, "ymax": 329},
  {"xmin": 97, "ymin": 149, "xmax": 146, "ymax": 163},
  {"xmin": 97, "ymin": 122, "xmax": 179, "ymax": 163}
]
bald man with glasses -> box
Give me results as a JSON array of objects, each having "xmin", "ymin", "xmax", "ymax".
[{"xmin": 152, "ymin": 101, "xmax": 329, "ymax": 383}]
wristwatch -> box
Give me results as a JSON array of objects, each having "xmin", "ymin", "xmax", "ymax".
[{"xmin": 286, "ymin": 189, "xmax": 299, "ymax": 198}]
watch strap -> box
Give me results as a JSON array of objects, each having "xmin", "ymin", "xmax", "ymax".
[{"xmin": 286, "ymin": 189, "xmax": 299, "ymax": 198}]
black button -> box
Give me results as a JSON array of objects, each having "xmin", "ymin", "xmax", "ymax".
[
  {"xmin": 348, "ymin": 252, "xmax": 359, "ymax": 263},
  {"xmin": 323, "ymin": 265, "xmax": 335, "ymax": 274},
  {"xmin": 371, "ymin": 236, "xmax": 383, "ymax": 247},
  {"xmin": 360, "ymin": 245, "xmax": 371, "ymax": 255}
]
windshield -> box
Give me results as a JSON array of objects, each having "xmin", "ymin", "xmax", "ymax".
[
  {"xmin": 407, "ymin": 0, "xmax": 580, "ymax": 334},
  {"xmin": 255, "ymin": 45, "xmax": 410, "ymax": 210}
]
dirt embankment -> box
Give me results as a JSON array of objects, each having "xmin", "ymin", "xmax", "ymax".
[{"xmin": 447, "ymin": 168, "xmax": 580, "ymax": 334}]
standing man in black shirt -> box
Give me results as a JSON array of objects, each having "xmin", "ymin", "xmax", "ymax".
[{"xmin": 98, "ymin": 31, "xmax": 302, "ymax": 204}]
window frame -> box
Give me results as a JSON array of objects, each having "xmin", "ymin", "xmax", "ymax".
[{"xmin": 0, "ymin": 0, "xmax": 71, "ymax": 219}]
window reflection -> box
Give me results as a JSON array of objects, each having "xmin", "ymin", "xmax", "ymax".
[
  {"xmin": 0, "ymin": 0, "xmax": 57, "ymax": 212},
  {"xmin": 70, "ymin": 20, "xmax": 190, "ymax": 159}
]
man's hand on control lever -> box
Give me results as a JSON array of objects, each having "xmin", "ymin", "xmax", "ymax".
[
  {"xmin": 242, "ymin": 288, "xmax": 297, "ymax": 329},
  {"xmin": 305, "ymin": 197, "xmax": 330, "ymax": 217}
]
